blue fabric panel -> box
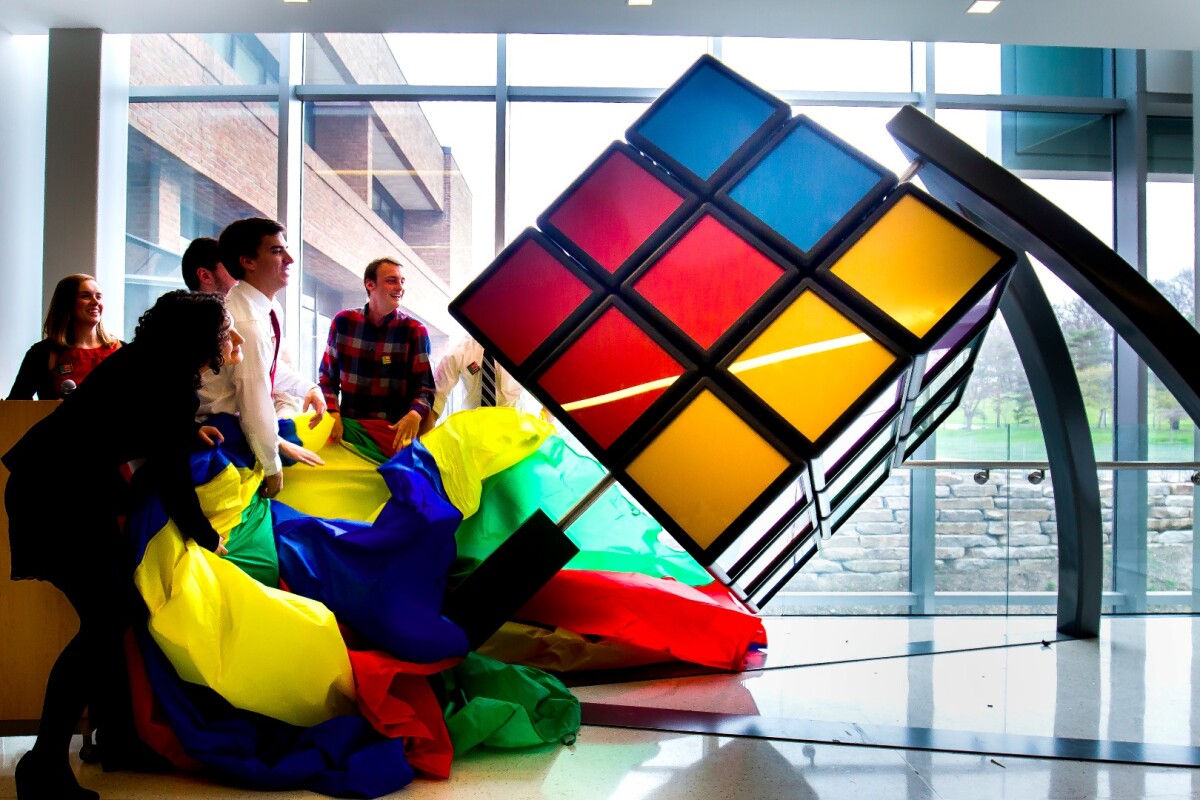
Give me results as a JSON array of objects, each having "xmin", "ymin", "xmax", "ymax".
[
  {"xmin": 137, "ymin": 629, "xmax": 414, "ymax": 798},
  {"xmin": 728, "ymin": 122, "xmax": 884, "ymax": 254},
  {"xmin": 274, "ymin": 443, "xmax": 468, "ymax": 663},
  {"xmin": 636, "ymin": 61, "xmax": 778, "ymax": 182}
]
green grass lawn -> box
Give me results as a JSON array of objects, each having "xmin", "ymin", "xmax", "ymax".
[{"xmin": 932, "ymin": 425, "xmax": 1197, "ymax": 462}]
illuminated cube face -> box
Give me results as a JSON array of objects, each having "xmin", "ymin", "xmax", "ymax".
[{"xmin": 451, "ymin": 55, "xmax": 1015, "ymax": 605}]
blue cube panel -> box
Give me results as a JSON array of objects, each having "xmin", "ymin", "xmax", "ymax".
[
  {"xmin": 721, "ymin": 117, "xmax": 895, "ymax": 264},
  {"xmin": 629, "ymin": 55, "xmax": 788, "ymax": 192}
]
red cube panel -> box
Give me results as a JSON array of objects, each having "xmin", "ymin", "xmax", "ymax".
[
  {"xmin": 459, "ymin": 237, "xmax": 596, "ymax": 366},
  {"xmin": 630, "ymin": 212, "xmax": 787, "ymax": 350},
  {"xmin": 539, "ymin": 306, "xmax": 686, "ymax": 449},
  {"xmin": 544, "ymin": 149, "xmax": 688, "ymax": 276}
]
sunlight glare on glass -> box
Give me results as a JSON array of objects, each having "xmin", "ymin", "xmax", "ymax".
[
  {"xmin": 560, "ymin": 375, "xmax": 679, "ymax": 412},
  {"xmin": 967, "ymin": 0, "xmax": 1002, "ymax": 13},
  {"xmin": 729, "ymin": 334, "xmax": 872, "ymax": 375}
]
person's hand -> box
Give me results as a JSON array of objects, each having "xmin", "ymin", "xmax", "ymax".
[
  {"xmin": 388, "ymin": 410, "xmax": 422, "ymax": 451},
  {"xmin": 261, "ymin": 471, "xmax": 283, "ymax": 499},
  {"xmin": 279, "ymin": 438, "xmax": 325, "ymax": 467},
  {"xmin": 303, "ymin": 388, "xmax": 327, "ymax": 429},
  {"xmin": 419, "ymin": 410, "xmax": 438, "ymax": 436},
  {"xmin": 215, "ymin": 535, "xmax": 229, "ymax": 557},
  {"xmin": 197, "ymin": 425, "xmax": 224, "ymax": 447},
  {"xmin": 328, "ymin": 411, "xmax": 344, "ymax": 444}
]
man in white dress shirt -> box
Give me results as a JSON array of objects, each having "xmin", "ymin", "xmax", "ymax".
[
  {"xmin": 427, "ymin": 336, "xmax": 525, "ymax": 431},
  {"xmin": 182, "ymin": 235, "xmax": 304, "ymax": 417},
  {"xmin": 198, "ymin": 218, "xmax": 326, "ymax": 498}
]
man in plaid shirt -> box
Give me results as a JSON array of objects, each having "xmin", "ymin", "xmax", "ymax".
[{"xmin": 320, "ymin": 257, "xmax": 435, "ymax": 453}]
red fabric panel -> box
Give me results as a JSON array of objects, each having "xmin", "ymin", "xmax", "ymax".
[
  {"xmin": 538, "ymin": 306, "xmax": 684, "ymax": 449},
  {"xmin": 547, "ymin": 149, "xmax": 686, "ymax": 274},
  {"xmin": 347, "ymin": 650, "xmax": 459, "ymax": 780},
  {"xmin": 631, "ymin": 213, "xmax": 786, "ymax": 350},
  {"xmin": 517, "ymin": 570, "xmax": 767, "ymax": 671},
  {"xmin": 357, "ymin": 418, "xmax": 399, "ymax": 459},
  {"xmin": 124, "ymin": 631, "xmax": 204, "ymax": 772}
]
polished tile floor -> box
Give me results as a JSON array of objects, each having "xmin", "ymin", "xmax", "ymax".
[{"xmin": 3, "ymin": 615, "xmax": 1198, "ymax": 799}]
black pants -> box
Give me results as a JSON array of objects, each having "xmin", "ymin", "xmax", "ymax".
[{"xmin": 6, "ymin": 472, "xmax": 139, "ymax": 765}]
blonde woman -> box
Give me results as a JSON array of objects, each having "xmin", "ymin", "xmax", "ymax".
[{"xmin": 8, "ymin": 274, "xmax": 121, "ymax": 400}]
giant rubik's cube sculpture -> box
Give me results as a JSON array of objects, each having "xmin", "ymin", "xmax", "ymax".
[{"xmin": 450, "ymin": 56, "xmax": 1017, "ymax": 610}]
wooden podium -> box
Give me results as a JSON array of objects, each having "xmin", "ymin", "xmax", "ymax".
[{"xmin": 0, "ymin": 400, "xmax": 80, "ymax": 733}]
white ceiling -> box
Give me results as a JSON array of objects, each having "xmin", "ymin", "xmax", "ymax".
[{"xmin": 0, "ymin": 0, "xmax": 1198, "ymax": 51}]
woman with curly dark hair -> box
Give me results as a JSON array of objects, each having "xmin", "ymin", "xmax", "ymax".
[
  {"xmin": 7, "ymin": 274, "xmax": 122, "ymax": 400},
  {"xmin": 2, "ymin": 290, "xmax": 236, "ymax": 800}
]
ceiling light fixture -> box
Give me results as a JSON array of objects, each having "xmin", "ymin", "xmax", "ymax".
[
  {"xmin": 628, "ymin": 0, "xmax": 653, "ymax": 6},
  {"xmin": 967, "ymin": 0, "xmax": 1001, "ymax": 12},
  {"xmin": 284, "ymin": 0, "xmax": 309, "ymax": 4}
]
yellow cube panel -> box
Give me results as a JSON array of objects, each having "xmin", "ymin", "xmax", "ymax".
[
  {"xmin": 829, "ymin": 193, "xmax": 1003, "ymax": 338},
  {"xmin": 626, "ymin": 388, "xmax": 790, "ymax": 550},
  {"xmin": 730, "ymin": 290, "xmax": 897, "ymax": 442}
]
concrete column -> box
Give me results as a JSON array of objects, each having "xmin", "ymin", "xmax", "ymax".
[
  {"xmin": 0, "ymin": 34, "xmax": 48, "ymax": 384},
  {"xmin": 43, "ymin": 29, "xmax": 129, "ymax": 337}
]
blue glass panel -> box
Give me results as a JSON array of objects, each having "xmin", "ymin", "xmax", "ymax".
[
  {"xmin": 635, "ymin": 60, "xmax": 779, "ymax": 183},
  {"xmin": 727, "ymin": 120, "xmax": 887, "ymax": 255}
]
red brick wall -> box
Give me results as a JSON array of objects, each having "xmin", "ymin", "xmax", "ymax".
[
  {"xmin": 403, "ymin": 149, "xmax": 474, "ymax": 287},
  {"xmin": 310, "ymin": 112, "xmax": 372, "ymax": 204},
  {"xmin": 127, "ymin": 34, "xmax": 457, "ymax": 340}
]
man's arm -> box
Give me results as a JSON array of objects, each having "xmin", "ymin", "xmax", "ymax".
[
  {"xmin": 318, "ymin": 316, "xmax": 344, "ymax": 442},
  {"xmin": 431, "ymin": 338, "xmax": 465, "ymax": 418},
  {"xmin": 407, "ymin": 323, "xmax": 435, "ymax": 419},
  {"xmin": 389, "ymin": 322, "xmax": 435, "ymax": 450},
  {"xmin": 231, "ymin": 314, "xmax": 284, "ymax": 480},
  {"xmin": 497, "ymin": 364, "xmax": 525, "ymax": 409}
]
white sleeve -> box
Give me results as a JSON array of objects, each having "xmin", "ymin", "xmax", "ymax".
[
  {"xmin": 232, "ymin": 313, "xmax": 284, "ymax": 476},
  {"xmin": 273, "ymin": 354, "xmax": 316, "ymax": 400},
  {"xmin": 432, "ymin": 340, "xmax": 465, "ymax": 416},
  {"xmin": 498, "ymin": 365, "xmax": 525, "ymax": 408}
]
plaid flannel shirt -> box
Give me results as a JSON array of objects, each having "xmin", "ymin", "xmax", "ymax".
[{"xmin": 319, "ymin": 305, "xmax": 434, "ymax": 421}]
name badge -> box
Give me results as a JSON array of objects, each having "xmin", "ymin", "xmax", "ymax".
[
  {"xmin": 467, "ymin": 361, "xmax": 481, "ymax": 375},
  {"xmin": 381, "ymin": 354, "xmax": 393, "ymax": 366},
  {"xmin": 58, "ymin": 363, "xmax": 73, "ymax": 375}
]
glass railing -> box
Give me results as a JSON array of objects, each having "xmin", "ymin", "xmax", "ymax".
[{"xmin": 761, "ymin": 423, "xmax": 1198, "ymax": 616}]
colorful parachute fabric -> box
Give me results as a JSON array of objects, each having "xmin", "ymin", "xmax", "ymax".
[{"xmin": 124, "ymin": 407, "xmax": 764, "ymax": 797}]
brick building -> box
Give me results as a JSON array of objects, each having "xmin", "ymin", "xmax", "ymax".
[{"xmin": 123, "ymin": 33, "xmax": 472, "ymax": 376}]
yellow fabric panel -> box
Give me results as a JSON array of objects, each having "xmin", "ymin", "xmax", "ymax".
[
  {"xmin": 134, "ymin": 525, "xmax": 356, "ymax": 728},
  {"xmin": 193, "ymin": 463, "xmax": 262, "ymax": 540},
  {"xmin": 625, "ymin": 389, "xmax": 789, "ymax": 549},
  {"xmin": 422, "ymin": 407, "xmax": 556, "ymax": 519},
  {"xmin": 730, "ymin": 291, "xmax": 896, "ymax": 442},
  {"xmin": 292, "ymin": 409, "xmax": 336, "ymax": 452},
  {"xmin": 276, "ymin": 441, "xmax": 391, "ymax": 523},
  {"xmin": 830, "ymin": 193, "xmax": 1002, "ymax": 338},
  {"xmin": 275, "ymin": 410, "xmax": 389, "ymax": 522}
]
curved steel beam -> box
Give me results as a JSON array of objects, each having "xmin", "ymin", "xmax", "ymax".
[
  {"xmin": 887, "ymin": 105, "xmax": 1200, "ymax": 424},
  {"xmin": 883, "ymin": 105, "xmax": 1179, "ymax": 637},
  {"xmin": 998, "ymin": 255, "xmax": 1104, "ymax": 637}
]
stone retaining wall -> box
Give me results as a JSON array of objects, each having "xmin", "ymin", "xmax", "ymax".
[{"xmin": 771, "ymin": 469, "xmax": 1195, "ymax": 612}]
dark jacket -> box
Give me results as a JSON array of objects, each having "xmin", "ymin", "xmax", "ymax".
[
  {"xmin": 8, "ymin": 339, "xmax": 61, "ymax": 400},
  {"xmin": 3, "ymin": 341, "xmax": 219, "ymax": 579}
]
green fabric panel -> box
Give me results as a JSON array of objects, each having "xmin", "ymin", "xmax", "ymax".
[
  {"xmin": 222, "ymin": 490, "xmax": 279, "ymax": 587},
  {"xmin": 340, "ymin": 417, "xmax": 388, "ymax": 464},
  {"xmin": 442, "ymin": 652, "xmax": 579, "ymax": 753},
  {"xmin": 453, "ymin": 436, "xmax": 710, "ymax": 586}
]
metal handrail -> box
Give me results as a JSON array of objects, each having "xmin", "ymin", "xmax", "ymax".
[{"xmin": 902, "ymin": 460, "xmax": 1200, "ymax": 471}]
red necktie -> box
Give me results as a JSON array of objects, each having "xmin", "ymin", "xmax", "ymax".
[{"xmin": 269, "ymin": 308, "xmax": 281, "ymax": 390}]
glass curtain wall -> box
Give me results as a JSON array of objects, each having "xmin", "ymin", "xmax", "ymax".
[{"xmin": 121, "ymin": 33, "xmax": 1197, "ymax": 616}]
